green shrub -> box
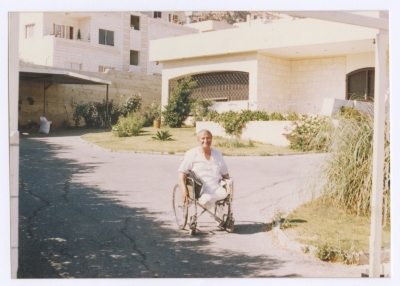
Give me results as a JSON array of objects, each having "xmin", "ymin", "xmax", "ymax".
[
  {"xmin": 162, "ymin": 76, "xmax": 197, "ymax": 127},
  {"xmin": 190, "ymin": 98, "xmax": 214, "ymax": 125},
  {"xmin": 285, "ymin": 112, "xmax": 300, "ymax": 121},
  {"xmin": 112, "ymin": 112, "xmax": 145, "ymax": 137},
  {"xmin": 205, "ymin": 110, "xmax": 219, "ymax": 121},
  {"xmin": 215, "ymin": 110, "xmax": 248, "ymax": 137},
  {"xmin": 284, "ymin": 114, "xmax": 333, "ymax": 152},
  {"xmin": 269, "ymin": 112, "xmax": 286, "ymax": 121},
  {"xmin": 119, "ymin": 94, "xmax": 142, "ymax": 117},
  {"xmin": 139, "ymin": 105, "xmax": 155, "ymax": 127},
  {"xmin": 150, "ymin": 101, "xmax": 162, "ymax": 120},
  {"xmin": 314, "ymin": 242, "xmax": 359, "ymax": 264},
  {"xmin": 152, "ymin": 130, "xmax": 173, "ymax": 141}
]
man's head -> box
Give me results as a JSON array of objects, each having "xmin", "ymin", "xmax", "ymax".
[{"xmin": 197, "ymin": 129, "xmax": 213, "ymax": 148}]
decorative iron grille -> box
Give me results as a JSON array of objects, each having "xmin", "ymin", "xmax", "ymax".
[
  {"xmin": 346, "ymin": 68, "xmax": 375, "ymax": 100},
  {"xmin": 169, "ymin": 71, "xmax": 249, "ymax": 101}
]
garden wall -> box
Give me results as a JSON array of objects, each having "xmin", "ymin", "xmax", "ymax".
[
  {"xmin": 18, "ymin": 63, "xmax": 161, "ymax": 130},
  {"xmin": 196, "ymin": 121, "xmax": 292, "ymax": 146}
]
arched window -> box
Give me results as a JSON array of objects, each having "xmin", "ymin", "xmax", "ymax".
[
  {"xmin": 169, "ymin": 71, "xmax": 249, "ymax": 101},
  {"xmin": 346, "ymin": 68, "xmax": 375, "ymax": 101}
]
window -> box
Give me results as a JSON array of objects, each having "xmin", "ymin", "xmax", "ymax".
[
  {"xmin": 346, "ymin": 68, "xmax": 375, "ymax": 101},
  {"xmin": 53, "ymin": 24, "xmax": 73, "ymax": 39},
  {"xmin": 154, "ymin": 11, "xmax": 162, "ymax": 18},
  {"xmin": 54, "ymin": 24, "xmax": 65, "ymax": 38},
  {"xmin": 169, "ymin": 14, "xmax": 179, "ymax": 22},
  {"xmin": 130, "ymin": 50, "xmax": 139, "ymax": 66},
  {"xmin": 130, "ymin": 15, "xmax": 140, "ymax": 30},
  {"xmin": 98, "ymin": 65, "xmax": 115, "ymax": 72},
  {"xmin": 64, "ymin": 62, "xmax": 82, "ymax": 70},
  {"xmin": 99, "ymin": 29, "xmax": 114, "ymax": 46},
  {"xmin": 26, "ymin": 24, "xmax": 35, "ymax": 38}
]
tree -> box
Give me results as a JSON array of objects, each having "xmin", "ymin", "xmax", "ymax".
[{"xmin": 162, "ymin": 76, "xmax": 197, "ymax": 128}]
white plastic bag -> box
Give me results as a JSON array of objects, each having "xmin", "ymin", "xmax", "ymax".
[{"xmin": 38, "ymin": 116, "xmax": 52, "ymax": 134}]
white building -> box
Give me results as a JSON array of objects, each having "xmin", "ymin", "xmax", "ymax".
[
  {"xmin": 19, "ymin": 11, "xmax": 196, "ymax": 76},
  {"xmin": 149, "ymin": 11, "xmax": 388, "ymax": 115}
]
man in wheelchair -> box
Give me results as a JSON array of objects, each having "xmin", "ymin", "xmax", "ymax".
[
  {"xmin": 179, "ymin": 129, "xmax": 230, "ymax": 207},
  {"xmin": 175, "ymin": 129, "xmax": 234, "ymax": 234}
]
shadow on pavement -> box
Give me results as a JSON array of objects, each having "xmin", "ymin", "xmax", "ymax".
[{"xmin": 18, "ymin": 135, "xmax": 295, "ymax": 278}]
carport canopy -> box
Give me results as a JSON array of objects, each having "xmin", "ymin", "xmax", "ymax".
[{"xmin": 19, "ymin": 66, "xmax": 112, "ymax": 117}]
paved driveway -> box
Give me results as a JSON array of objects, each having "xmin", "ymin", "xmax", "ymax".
[{"xmin": 18, "ymin": 131, "xmax": 365, "ymax": 278}]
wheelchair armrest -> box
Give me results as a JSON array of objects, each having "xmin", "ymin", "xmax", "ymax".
[{"xmin": 221, "ymin": 178, "xmax": 234, "ymax": 198}]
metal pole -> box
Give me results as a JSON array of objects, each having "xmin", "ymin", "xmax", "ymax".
[
  {"xmin": 369, "ymin": 30, "xmax": 388, "ymax": 278},
  {"xmin": 43, "ymin": 78, "xmax": 46, "ymax": 117},
  {"xmin": 106, "ymin": 84, "xmax": 109, "ymax": 126}
]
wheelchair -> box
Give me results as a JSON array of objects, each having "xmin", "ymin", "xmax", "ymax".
[{"xmin": 172, "ymin": 175, "xmax": 235, "ymax": 235}]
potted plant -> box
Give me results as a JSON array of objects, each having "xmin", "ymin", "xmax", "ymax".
[{"xmin": 151, "ymin": 101, "xmax": 161, "ymax": 128}]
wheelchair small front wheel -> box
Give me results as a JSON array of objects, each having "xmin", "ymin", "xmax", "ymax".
[
  {"xmin": 172, "ymin": 184, "xmax": 188, "ymax": 230},
  {"xmin": 226, "ymin": 219, "xmax": 235, "ymax": 233}
]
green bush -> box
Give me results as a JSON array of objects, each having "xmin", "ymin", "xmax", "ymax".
[
  {"xmin": 205, "ymin": 110, "xmax": 219, "ymax": 121},
  {"xmin": 215, "ymin": 110, "xmax": 248, "ymax": 137},
  {"xmin": 119, "ymin": 94, "xmax": 142, "ymax": 117},
  {"xmin": 285, "ymin": 112, "xmax": 300, "ymax": 121},
  {"xmin": 190, "ymin": 98, "xmax": 214, "ymax": 125},
  {"xmin": 269, "ymin": 112, "xmax": 286, "ymax": 121},
  {"xmin": 162, "ymin": 76, "xmax": 197, "ymax": 127},
  {"xmin": 112, "ymin": 112, "xmax": 145, "ymax": 137},
  {"xmin": 283, "ymin": 114, "xmax": 333, "ymax": 152}
]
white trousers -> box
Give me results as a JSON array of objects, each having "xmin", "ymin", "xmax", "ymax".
[{"xmin": 198, "ymin": 186, "xmax": 227, "ymax": 209}]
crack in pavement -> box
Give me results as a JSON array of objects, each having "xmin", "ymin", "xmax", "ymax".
[
  {"xmin": 61, "ymin": 180, "xmax": 70, "ymax": 203},
  {"xmin": 235, "ymin": 177, "xmax": 298, "ymax": 200},
  {"xmin": 120, "ymin": 217, "xmax": 158, "ymax": 278},
  {"xmin": 20, "ymin": 180, "xmax": 51, "ymax": 240}
]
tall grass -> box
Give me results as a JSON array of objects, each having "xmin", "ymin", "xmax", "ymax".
[{"xmin": 318, "ymin": 105, "xmax": 390, "ymax": 217}]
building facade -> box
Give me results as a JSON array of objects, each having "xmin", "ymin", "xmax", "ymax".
[
  {"xmin": 19, "ymin": 12, "xmax": 196, "ymax": 76},
  {"xmin": 149, "ymin": 11, "xmax": 388, "ymax": 115}
]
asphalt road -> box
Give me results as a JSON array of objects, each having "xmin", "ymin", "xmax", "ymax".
[{"xmin": 18, "ymin": 130, "xmax": 365, "ymax": 278}]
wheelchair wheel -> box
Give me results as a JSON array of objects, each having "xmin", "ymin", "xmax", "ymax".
[
  {"xmin": 215, "ymin": 199, "xmax": 231, "ymax": 228},
  {"xmin": 172, "ymin": 184, "xmax": 188, "ymax": 230}
]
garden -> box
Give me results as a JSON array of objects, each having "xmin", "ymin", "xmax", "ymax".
[{"xmin": 74, "ymin": 76, "xmax": 390, "ymax": 264}]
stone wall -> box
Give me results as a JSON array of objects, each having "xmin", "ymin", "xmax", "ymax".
[
  {"xmin": 18, "ymin": 63, "xmax": 161, "ymax": 130},
  {"xmin": 256, "ymin": 55, "xmax": 346, "ymax": 114},
  {"xmin": 290, "ymin": 57, "xmax": 346, "ymax": 113},
  {"xmin": 257, "ymin": 54, "xmax": 290, "ymax": 111}
]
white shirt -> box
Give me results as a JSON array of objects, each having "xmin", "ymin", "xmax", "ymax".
[{"xmin": 178, "ymin": 147, "xmax": 228, "ymax": 194}]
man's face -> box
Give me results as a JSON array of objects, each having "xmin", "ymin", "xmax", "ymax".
[{"xmin": 198, "ymin": 132, "xmax": 212, "ymax": 148}]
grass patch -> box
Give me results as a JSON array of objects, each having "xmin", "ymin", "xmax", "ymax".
[
  {"xmin": 81, "ymin": 127, "xmax": 297, "ymax": 156},
  {"xmin": 281, "ymin": 196, "xmax": 391, "ymax": 258}
]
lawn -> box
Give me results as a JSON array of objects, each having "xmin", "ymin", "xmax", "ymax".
[
  {"xmin": 281, "ymin": 197, "xmax": 391, "ymax": 254},
  {"xmin": 81, "ymin": 126, "xmax": 298, "ymax": 156}
]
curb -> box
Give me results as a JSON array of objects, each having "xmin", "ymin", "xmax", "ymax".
[{"xmin": 78, "ymin": 136, "xmax": 315, "ymax": 157}]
